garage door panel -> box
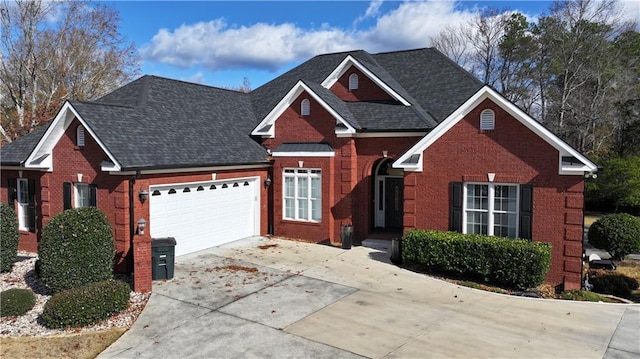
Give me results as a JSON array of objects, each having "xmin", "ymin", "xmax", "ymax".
[{"xmin": 150, "ymin": 178, "xmax": 259, "ymax": 256}]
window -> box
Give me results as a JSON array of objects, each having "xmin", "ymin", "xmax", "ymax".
[
  {"xmin": 75, "ymin": 183, "xmax": 91, "ymax": 208},
  {"xmin": 77, "ymin": 125, "xmax": 85, "ymax": 147},
  {"xmin": 464, "ymin": 183, "xmax": 518, "ymax": 238},
  {"xmin": 301, "ymin": 99, "xmax": 310, "ymax": 116},
  {"xmin": 63, "ymin": 182, "xmax": 96, "ymax": 209},
  {"xmin": 283, "ymin": 168, "xmax": 321, "ymax": 221},
  {"xmin": 16, "ymin": 179, "xmax": 30, "ymax": 231},
  {"xmin": 480, "ymin": 109, "xmax": 495, "ymax": 130},
  {"xmin": 348, "ymin": 73, "xmax": 359, "ymax": 90},
  {"xmin": 8, "ymin": 178, "xmax": 35, "ymax": 232}
]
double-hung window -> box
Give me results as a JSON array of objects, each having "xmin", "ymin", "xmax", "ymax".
[
  {"xmin": 465, "ymin": 183, "xmax": 518, "ymax": 238},
  {"xmin": 17, "ymin": 179, "xmax": 31, "ymax": 231},
  {"xmin": 75, "ymin": 183, "xmax": 91, "ymax": 208},
  {"xmin": 8, "ymin": 178, "xmax": 35, "ymax": 232},
  {"xmin": 283, "ymin": 168, "xmax": 321, "ymax": 222}
]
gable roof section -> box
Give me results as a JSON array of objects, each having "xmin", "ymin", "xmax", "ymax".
[
  {"xmin": 251, "ymin": 80, "xmax": 358, "ymax": 138},
  {"xmin": 394, "ymin": 86, "xmax": 598, "ymax": 175},
  {"xmin": 19, "ymin": 76, "xmax": 269, "ymax": 172},
  {"xmin": 24, "ymin": 101, "xmax": 122, "ymax": 171},
  {"xmin": 321, "ymin": 54, "xmax": 412, "ymax": 106}
]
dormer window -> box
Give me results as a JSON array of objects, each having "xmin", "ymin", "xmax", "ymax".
[
  {"xmin": 76, "ymin": 125, "xmax": 85, "ymax": 147},
  {"xmin": 480, "ymin": 109, "xmax": 495, "ymax": 131},
  {"xmin": 348, "ymin": 73, "xmax": 359, "ymax": 90},
  {"xmin": 301, "ymin": 99, "xmax": 310, "ymax": 116}
]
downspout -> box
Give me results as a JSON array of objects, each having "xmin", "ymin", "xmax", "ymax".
[{"xmin": 127, "ymin": 171, "xmax": 141, "ymax": 273}]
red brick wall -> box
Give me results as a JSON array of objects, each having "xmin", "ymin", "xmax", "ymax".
[
  {"xmin": 0, "ymin": 170, "xmax": 43, "ymax": 252},
  {"xmin": 353, "ymin": 137, "xmax": 421, "ymax": 238},
  {"xmin": 330, "ymin": 67, "xmax": 395, "ymax": 102},
  {"xmin": 405, "ymin": 98, "xmax": 585, "ymax": 289},
  {"xmin": 263, "ymin": 91, "xmax": 420, "ymax": 244}
]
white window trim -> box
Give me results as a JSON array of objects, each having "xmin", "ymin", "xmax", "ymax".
[
  {"xmin": 301, "ymin": 99, "xmax": 310, "ymax": 116},
  {"xmin": 283, "ymin": 168, "xmax": 321, "ymax": 222},
  {"xmin": 348, "ymin": 73, "xmax": 358, "ymax": 90},
  {"xmin": 463, "ymin": 182, "xmax": 519, "ymax": 238},
  {"xmin": 74, "ymin": 183, "xmax": 90, "ymax": 208},
  {"xmin": 16, "ymin": 179, "xmax": 30, "ymax": 231}
]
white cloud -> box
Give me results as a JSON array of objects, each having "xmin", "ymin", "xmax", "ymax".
[
  {"xmin": 140, "ymin": 1, "xmax": 481, "ymax": 72},
  {"xmin": 353, "ymin": 0, "xmax": 384, "ymax": 27}
]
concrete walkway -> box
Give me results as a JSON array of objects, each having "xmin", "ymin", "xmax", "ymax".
[{"xmin": 100, "ymin": 237, "xmax": 640, "ymax": 359}]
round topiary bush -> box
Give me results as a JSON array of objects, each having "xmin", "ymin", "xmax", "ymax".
[
  {"xmin": 0, "ymin": 202, "xmax": 19, "ymax": 272},
  {"xmin": 0, "ymin": 288, "xmax": 36, "ymax": 317},
  {"xmin": 588, "ymin": 213, "xmax": 640, "ymax": 260},
  {"xmin": 39, "ymin": 207, "xmax": 115, "ymax": 292},
  {"xmin": 40, "ymin": 280, "xmax": 131, "ymax": 329}
]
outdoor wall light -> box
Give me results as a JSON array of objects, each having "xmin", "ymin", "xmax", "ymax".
[
  {"xmin": 138, "ymin": 189, "xmax": 149, "ymax": 202},
  {"xmin": 382, "ymin": 150, "xmax": 388, "ymax": 158},
  {"xmin": 264, "ymin": 176, "xmax": 272, "ymax": 188},
  {"xmin": 137, "ymin": 218, "xmax": 147, "ymax": 235}
]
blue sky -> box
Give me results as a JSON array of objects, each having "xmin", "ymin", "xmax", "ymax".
[{"xmin": 104, "ymin": 1, "xmax": 636, "ymax": 89}]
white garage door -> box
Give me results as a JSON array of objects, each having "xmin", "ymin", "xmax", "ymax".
[{"xmin": 149, "ymin": 177, "xmax": 260, "ymax": 256}]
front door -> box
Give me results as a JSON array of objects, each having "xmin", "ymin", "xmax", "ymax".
[{"xmin": 385, "ymin": 177, "xmax": 403, "ymax": 229}]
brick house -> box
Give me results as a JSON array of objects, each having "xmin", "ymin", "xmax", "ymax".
[{"xmin": 0, "ymin": 48, "xmax": 596, "ymax": 291}]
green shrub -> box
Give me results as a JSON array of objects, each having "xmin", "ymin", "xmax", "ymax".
[
  {"xmin": 0, "ymin": 202, "xmax": 19, "ymax": 272},
  {"xmin": 588, "ymin": 213, "xmax": 640, "ymax": 260},
  {"xmin": 560, "ymin": 290, "xmax": 607, "ymax": 302},
  {"xmin": 590, "ymin": 272, "xmax": 639, "ymax": 297},
  {"xmin": 402, "ymin": 230, "xmax": 552, "ymax": 290},
  {"xmin": 40, "ymin": 280, "xmax": 131, "ymax": 329},
  {"xmin": 0, "ymin": 288, "xmax": 36, "ymax": 317},
  {"xmin": 39, "ymin": 207, "xmax": 115, "ymax": 292}
]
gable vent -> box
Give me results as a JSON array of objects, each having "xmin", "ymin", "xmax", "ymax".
[
  {"xmin": 301, "ymin": 99, "xmax": 310, "ymax": 116},
  {"xmin": 349, "ymin": 73, "xmax": 359, "ymax": 90},
  {"xmin": 480, "ymin": 109, "xmax": 495, "ymax": 131},
  {"xmin": 77, "ymin": 126, "xmax": 85, "ymax": 147}
]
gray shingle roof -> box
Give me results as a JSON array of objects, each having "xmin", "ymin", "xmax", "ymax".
[
  {"xmin": 0, "ymin": 126, "xmax": 49, "ymax": 165},
  {"xmin": 70, "ymin": 76, "xmax": 269, "ymax": 170},
  {"xmin": 273, "ymin": 143, "xmax": 334, "ymax": 153},
  {"xmin": 2, "ymin": 48, "xmax": 484, "ymax": 169}
]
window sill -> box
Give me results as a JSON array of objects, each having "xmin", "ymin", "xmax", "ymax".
[{"xmin": 280, "ymin": 219, "xmax": 322, "ymax": 226}]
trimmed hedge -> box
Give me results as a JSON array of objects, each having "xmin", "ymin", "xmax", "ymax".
[
  {"xmin": 40, "ymin": 280, "xmax": 131, "ymax": 329},
  {"xmin": 402, "ymin": 230, "xmax": 552, "ymax": 290},
  {"xmin": 0, "ymin": 288, "xmax": 36, "ymax": 317},
  {"xmin": 1, "ymin": 202, "xmax": 19, "ymax": 272},
  {"xmin": 39, "ymin": 207, "xmax": 115, "ymax": 293},
  {"xmin": 588, "ymin": 213, "xmax": 640, "ymax": 260},
  {"xmin": 589, "ymin": 271, "xmax": 639, "ymax": 297}
]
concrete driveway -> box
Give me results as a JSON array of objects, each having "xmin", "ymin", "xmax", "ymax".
[{"xmin": 99, "ymin": 237, "xmax": 640, "ymax": 359}]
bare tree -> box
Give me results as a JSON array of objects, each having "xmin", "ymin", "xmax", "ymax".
[{"xmin": 0, "ymin": 0, "xmax": 139, "ymax": 144}]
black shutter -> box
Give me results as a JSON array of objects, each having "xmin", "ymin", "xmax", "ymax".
[
  {"xmin": 519, "ymin": 184, "xmax": 533, "ymax": 239},
  {"xmin": 63, "ymin": 182, "xmax": 72, "ymax": 210},
  {"xmin": 7, "ymin": 178, "xmax": 17, "ymax": 204},
  {"xmin": 89, "ymin": 185, "xmax": 97, "ymax": 207},
  {"xmin": 450, "ymin": 182, "xmax": 463, "ymax": 232},
  {"xmin": 27, "ymin": 179, "xmax": 36, "ymax": 232}
]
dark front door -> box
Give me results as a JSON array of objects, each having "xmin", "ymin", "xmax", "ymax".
[{"xmin": 385, "ymin": 178, "xmax": 403, "ymax": 229}]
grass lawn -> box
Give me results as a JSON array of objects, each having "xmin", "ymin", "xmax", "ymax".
[{"xmin": 0, "ymin": 328, "xmax": 126, "ymax": 359}]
